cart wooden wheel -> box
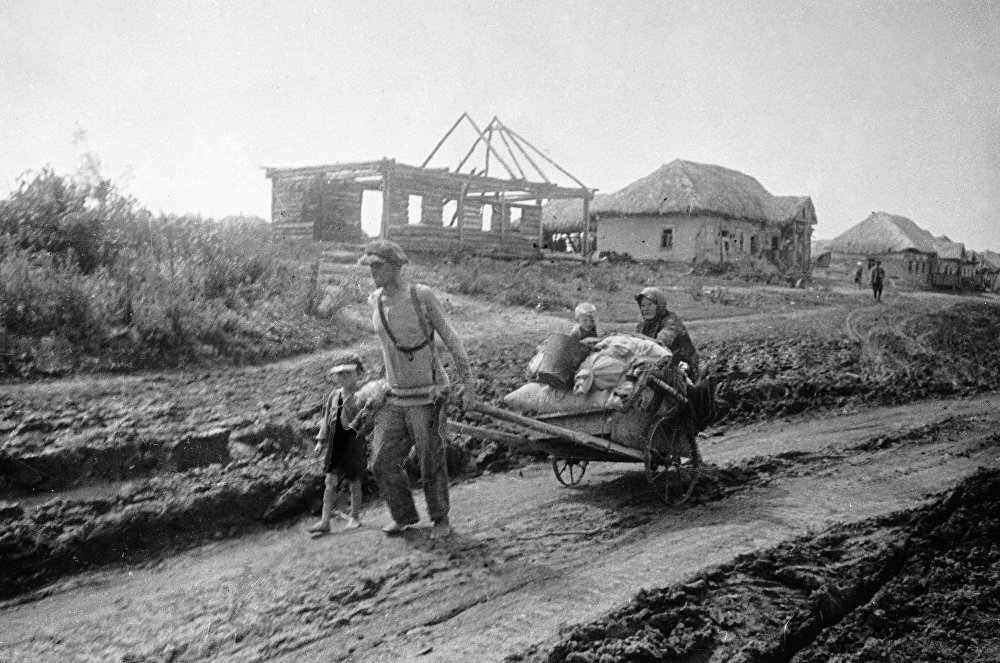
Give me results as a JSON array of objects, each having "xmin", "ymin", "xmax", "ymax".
[
  {"xmin": 551, "ymin": 457, "xmax": 589, "ymax": 486},
  {"xmin": 644, "ymin": 417, "xmax": 700, "ymax": 506}
]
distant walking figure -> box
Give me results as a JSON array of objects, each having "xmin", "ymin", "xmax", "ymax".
[
  {"xmin": 871, "ymin": 260, "xmax": 886, "ymax": 302},
  {"xmin": 854, "ymin": 262, "xmax": 864, "ymax": 289}
]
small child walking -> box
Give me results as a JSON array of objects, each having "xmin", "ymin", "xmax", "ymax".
[{"xmin": 308, "ymin": 352, "xmax": 369, "ymax": 536}]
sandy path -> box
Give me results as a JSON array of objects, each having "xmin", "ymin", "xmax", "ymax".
[{"xmin": 3, "ymin": 392, "xmax": 997, "ymax": 662}]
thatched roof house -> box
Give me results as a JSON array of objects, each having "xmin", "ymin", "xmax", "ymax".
[
  {"xmin": 593, "ymin": 160, "xmax": 815, "ymax": 269},
  {"xmin": 596, "ymin": 160, "xmax": 812, "ymax": 225},
  {"xmin": 829, "ymin": 212, "xmax": 937, "ymax": 255},
  {"xmin": 933, "ymin": 236, "xmax": 966, "ymax": 261}
]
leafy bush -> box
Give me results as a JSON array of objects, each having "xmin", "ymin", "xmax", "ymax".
[{"xmin": 0, "ymin": 169, "xmax": 363, "ymax": 376}]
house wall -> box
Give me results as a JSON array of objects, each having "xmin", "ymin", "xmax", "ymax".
[
  {"xmin": 830, "ymin": 251, "xmax": 933, "ymax": 288},
  {"xmin": 931, "ymin": 258, "xmax": 963, "ymax": 289},
  {"xmin": 385, "ymin": 223, "xmax": 540, "ymax": 259},
  {"xmin": 774, "ymin": 221, "xmax": 813, "ymax": 273},
  {"xmin": 597, "ymin": 214, "xmax": 773, "ymax": 263},
  {"xmin": 270, "ymin": 173, "xmax": 365, "ymax": 241},
  {"xmin": 270, "ymin": 174, "xmax": 314, "ymax": 237}
]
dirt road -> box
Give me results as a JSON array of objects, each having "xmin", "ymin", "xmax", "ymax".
[{"xmin": 3, "ymin": 392, "xmax": 997, "ymax": 663}]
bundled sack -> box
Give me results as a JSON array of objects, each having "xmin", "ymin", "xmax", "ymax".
[
  {"xmin": 504, "ymin": 381, "xmax": 612, "ymax": 415},
  {"xmin": 574, "ymin": 353, "xmax": 629, "ymax": 394},
  {"xmin": 594, "ymin": 334, "xmax": 672, "ymax": 364},
  {"xmin": 573, "ymin": 334, "xmax": 672, "ymax": 395}
]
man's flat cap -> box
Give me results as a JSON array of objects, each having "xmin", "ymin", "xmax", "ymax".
[{"xmin": 359, "ymin": 239, "xmax": 408, "ymax": 266}]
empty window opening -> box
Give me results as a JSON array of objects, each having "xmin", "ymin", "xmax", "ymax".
[
  {"xmin": 482, "ymin": 205, "xmax": 493, "ymax": 231},
  {"xmin": 661, "ymin": 228, "xmax": 673, "ymax": 250},
  {"xmin": 442, "ymin": 201, "xmax": 457, "ymax": 227},
  {"xmin": 408, "ymin": 195, "xmax": 423, "ymax": 225},
  {"xmin": 361, "ymin": 190, "xmax": 383, "ymax": 237},
  {"xmin": 510, "ymin": 207, "xmax": 523, "ymax": 228}
]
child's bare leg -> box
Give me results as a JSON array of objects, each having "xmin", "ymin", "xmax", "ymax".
[
  {"xmin": 308, "ymin": 474, "xmax": 337, "ymax": 533},
  {"xmin": 344, "ymin": 479, "xmax": 363, "ymax": 529}
]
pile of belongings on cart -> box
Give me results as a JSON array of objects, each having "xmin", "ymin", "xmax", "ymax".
[{"xmin": 504, "ymin": 332, "xmax": 693, "ymax": 415}]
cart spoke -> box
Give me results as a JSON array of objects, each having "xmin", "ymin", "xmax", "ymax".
[
  {"xmin": 551, "ymin": 457, "xmax": 588, "ymax": 486},
  {"xmin": 645, "ymin": 418, "xmax": 700, "ymax": 506}
]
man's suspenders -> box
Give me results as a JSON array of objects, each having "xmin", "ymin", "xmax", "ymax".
[{"xmin": 376, "ymin": 284, "xmax": 435, "ymax": 360}]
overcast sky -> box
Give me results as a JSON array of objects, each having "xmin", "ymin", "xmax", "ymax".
[{"xmin": 2, "ymin": 1, "xmax": 998, "ymax": 248}]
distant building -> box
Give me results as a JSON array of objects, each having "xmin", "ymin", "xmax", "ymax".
[
  {"xmin": 931, "ymin": 236, "xmax": 973, "ymax": 290},
  {"xmin": 829, "ymin": 212, "xmax": 937, "ymax": 288},
  {"xmin": 587, "ymin": 160, "xmax": 815, "ymax": 271}
]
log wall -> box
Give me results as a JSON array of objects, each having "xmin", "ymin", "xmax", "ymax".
[
  {"xmin": 520, "ymin": 206, "xmax": 541, "ymax": 239},
  {"xmin": 313, "ymin": 181, "xmax": 364, "ymax": 242},
  {"xmin": 271, "ymin": 174, "xmax": 365, "ymax": 241},
  {"xmin": 420, "ymin": 195, "xmax": 445, "ymax": 226},
  {"xmin": 270, "ymin": 174, "xmax": 314, "ymax": 234},
  {"xmin": 385, "ymin": 225, "xmax": 541, "ymax": 259},
  {"xmin": 462, "ymin": 202, "xmax": 483, "ymax": 231}
]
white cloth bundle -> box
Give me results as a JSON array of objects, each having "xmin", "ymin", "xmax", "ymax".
[{"xmin": 573, "ymin": 334, "xmax": 672, "ymax": 394}]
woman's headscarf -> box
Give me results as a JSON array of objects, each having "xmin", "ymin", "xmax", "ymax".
[{"xmin": 635, "ymin": 287, "xmax": 669, "ymax": 338}]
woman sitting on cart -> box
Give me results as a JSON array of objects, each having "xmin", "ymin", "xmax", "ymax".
[{"xmin": 635, "ymin": 287, "xmax": 700, "ymax": 378}]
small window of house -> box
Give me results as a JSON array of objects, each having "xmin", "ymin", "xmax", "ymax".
[
  {"xmin": 908, "ymin": 261, "xmax": 913, "ymax": 273},
  {"xmin": 771, "ymin": 237, "xmax": 779, "ymax": 251},
  {"xmin": 740, "ymin": 234, "xmax": 745, "ymax": 251},
  {"xmin": 661, "ymin": 228, "xmax": 673, "ymax": 250},
  {"xmin": 750, "ymin": 236, "xmax": 759, "ymax": 254}
]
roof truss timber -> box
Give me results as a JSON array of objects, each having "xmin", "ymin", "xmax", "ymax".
[{"xmin": 264, "ymin": 114, "xmax": 594, "ymax": 203}]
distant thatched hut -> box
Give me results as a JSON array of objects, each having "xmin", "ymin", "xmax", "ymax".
[
  {"xmin": 829, "ymin": 212, "xmax": 937, "ymax": 287},
  {"xmin": 591, "ymin": 160, "xmax": 815, "ymax": 271}
]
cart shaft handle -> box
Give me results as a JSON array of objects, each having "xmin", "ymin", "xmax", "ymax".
[{"xmin": 469, "ymin": 402, "xmax": 645, "ymax": 462}]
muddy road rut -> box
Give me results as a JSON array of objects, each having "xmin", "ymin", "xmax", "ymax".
[{"xmin": 2, "ymin": 393, "xmax": 998, "ymax": 662}]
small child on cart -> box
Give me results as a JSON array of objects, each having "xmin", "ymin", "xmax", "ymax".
[
  {"xmin": 569, "ymin": 302, "xmax": 599, "ymax": 342},
  {"xmin": 308, "ymin": 352, "xmax": 374, "ymax": 536}
]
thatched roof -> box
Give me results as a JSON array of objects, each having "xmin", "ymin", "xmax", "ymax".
[
  {"xmin": 829, "ymin": 212, "xmax": 938, "ymax": 255},
  {"xmin": 541, "ymin": 194, "xmax": 612, "ymax": 233},
  {"xmin": 766, "ymin": 195, "xmax": 813, "ymax": 224},
  {"xmin": 592, "ymin": 160, "xmax": 814, "ymax": 226},
  {"xmin": 933, "ymin": 236, "xmax": 966, "ymax": 261}
]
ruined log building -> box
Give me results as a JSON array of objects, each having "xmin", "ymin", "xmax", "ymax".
[{"xmin": 265, "ymin": 114, "xmax": 594, "ymax": 259}]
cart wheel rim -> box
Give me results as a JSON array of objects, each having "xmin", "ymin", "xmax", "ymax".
[
  {"xmin": 645, "ymin": 418, "xmax": 700, "ymax": 506},
  {"xmin": 551, "ymin": 458, "xmax": 589, "ymax": 486}
]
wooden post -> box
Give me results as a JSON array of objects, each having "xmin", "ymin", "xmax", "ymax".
[
  {"xmin": 582, "ymin": 195, "xmax": 591, "ymax": 258},
  {"xmin": 379, "ymin": 160, "xmax": 391, "ymax": 238},
  {"xmin": 537, "ymin": 198, "xmax": 544, "ymax": 250},
  {"xmin": 457, "ymin": 186, "xmax": 466, "ymax": 252}
]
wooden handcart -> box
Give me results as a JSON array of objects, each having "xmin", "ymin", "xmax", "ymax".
[{"xmin": 454, "ymin": 366, "xmax": 710, "ymax": 505}]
